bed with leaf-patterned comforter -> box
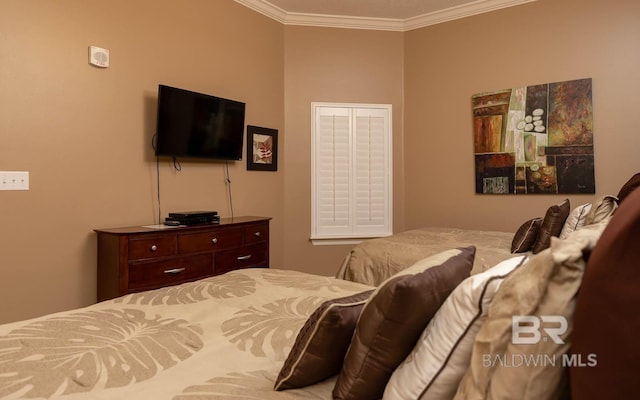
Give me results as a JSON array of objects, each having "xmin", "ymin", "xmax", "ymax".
[{"xmin": 0, "ymin": 268, "xmax": 372, "ymax": 399}]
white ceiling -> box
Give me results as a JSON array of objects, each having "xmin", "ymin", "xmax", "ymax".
[{"xmin": 234, "ymin": 0, "xmax": 537, "ymax": 31}]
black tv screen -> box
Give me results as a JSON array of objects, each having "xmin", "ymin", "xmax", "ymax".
[{"xmin": 155, "ymin": 85, "xmax": 245, "ymax": 160}]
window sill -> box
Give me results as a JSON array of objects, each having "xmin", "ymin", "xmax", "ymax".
[{"xmin": 310, "ymin": 233, "xmax": 391, "ymax": 246}]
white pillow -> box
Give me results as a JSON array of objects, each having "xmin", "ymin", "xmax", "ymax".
[
  {"xmin": 382, "ymin": 255, "xmax": 527, "ymax": 400},
  {"xmin": 559, "ymin": 203, "xmax": 592, "ymax": 239}
]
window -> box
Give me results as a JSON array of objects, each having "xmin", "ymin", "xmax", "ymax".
[{"xmin": 311, "ymin": 103, "xmax": 392, "ymax": 244}]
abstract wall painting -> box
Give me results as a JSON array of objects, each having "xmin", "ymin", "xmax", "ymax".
[{"xmin": 472, "ymin": 78, "xmax": 595, "ymax": 194}]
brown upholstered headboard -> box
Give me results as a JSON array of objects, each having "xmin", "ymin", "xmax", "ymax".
[{"xmin": 570, "ymin": 179, "xmax": 640, "ymax": 399}]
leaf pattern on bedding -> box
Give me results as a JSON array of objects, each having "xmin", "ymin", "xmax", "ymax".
[
  {"xmin": 0, "ymin": 309, "xmax": 203, "ymax": 399},
  {"xmin": 262, "ymin": 269, "xmax": 359, "ymax": 292},
  {"xmin": 221, "ymin": 296, "xmax": 324, "ymax": 361},
  {"xmin": 175, "ymin": 370, "xmax": 331, "ymax": 399},
  {"xmin": 115, "ymin": 272, "xmax": 257, "ymax": 305}
]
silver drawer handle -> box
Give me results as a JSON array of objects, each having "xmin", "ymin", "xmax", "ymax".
[
  {"xmin": 211, "ymin": 238, "xmax": 218, "ymax": 244},
  {"xmin": 254, "ymin": 232, "xmax": 261, "ymax": 237},
  {"xmin": 164, "ymin": 268, "xmax": 185, "ymax": 274},
  {"xmin": 237, "ymin": 255, "xmax": 252, "ymax": 261},
  {"xmin": 150, "ymin": 245, "xmax": 158, "ymax": 251}
]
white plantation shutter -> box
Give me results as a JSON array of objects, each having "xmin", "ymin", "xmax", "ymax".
[
  {"xmin": 354, "ymin": 108, "xmax": 389, "ymax": 234},
  {"xmin": 312, "ymin": 103, "xmax": 392, "ymax": 242},
  {"xmin": 316, "ymin": 107, "xmax": 351, "ymax": 235}
]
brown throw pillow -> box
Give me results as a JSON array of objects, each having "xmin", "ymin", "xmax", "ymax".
[
  {"xmin": 531, "ymin": 199, "xmax": 570, "ymax": 254},
  {"xmin": 332, "ymin": 247, "xmax": 475, "ymax": 400},
  {"xmin": 511, "ymin": 217, "xmax": 543, "ymax": 253},
  {"xmin": 616, "ymin": 172, "xmax": 640, "ymax": 204},
  {"xmin": 571, "ymin": 185, "xmax": 640, "ymax": 399},
  {"xmin": 274, "ymin": 290, "xmax": 374, "ymax": 390}
]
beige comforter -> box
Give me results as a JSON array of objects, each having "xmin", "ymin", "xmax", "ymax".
[
  {"xmin": 0, "ymin": 268, "xmax": 372, "ymax": 399},
  {"xmin": 336, "ymin": 226, "xmax": 514, "ymax": 286}
]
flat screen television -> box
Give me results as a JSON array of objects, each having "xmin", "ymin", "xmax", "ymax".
[{"xmin": 155, "ymin": 84, "xmax": 246, "ymax": 160}]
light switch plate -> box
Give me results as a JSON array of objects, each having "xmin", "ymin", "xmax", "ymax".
[{"xmin": 0, "ymin": 171, "xmax": 29, "ymax": 190}]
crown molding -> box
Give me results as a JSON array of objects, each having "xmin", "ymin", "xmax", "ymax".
[
  {"xmin": 234, "ymin": 0, "xmax": 288, "ymax": 23},
  {"xmin": 405, "ymin": 0, "xmax": 537, "ymax": 30},
  {"xmin": 282, "ymin": 13, "xmax": 405, "ymax": 32},
  {"xmin": 234, "ymin": 0, "xmax": 537, "ymax": 31}
]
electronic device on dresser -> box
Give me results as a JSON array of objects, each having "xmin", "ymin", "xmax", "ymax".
[{"xmin": 164, "ymin": 211, "xmax": 219, "ymax": 226}]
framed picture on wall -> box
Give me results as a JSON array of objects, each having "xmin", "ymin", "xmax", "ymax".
[{"xmin": 246, "ymin": 125, "xmax": 278, "ymax": 171}]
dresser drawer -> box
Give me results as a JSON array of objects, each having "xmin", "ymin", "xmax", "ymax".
[
  {"xmin": 129, "ymin": 235, "xmax": 177, "ymax": 260},
  {"xmin": 128, "ymin": 254, "xmax": 213, "ymax": 291},
  {"xmin": 178, "ymin": 228, "xmax": 243, "ymax": 254},
  {"xmin": 215, "ymin": 243, "xmax": 268, "ymax": 275},
  {"xmin": 244, "ymin": 223, "xmax": 269, "ymax": 244}
]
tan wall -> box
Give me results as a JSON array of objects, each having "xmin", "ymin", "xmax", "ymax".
[
  {"xmin": 282, "ymin": 26, "xmax": 405, "ymax": 276},
  {"xmin": 403, "ymin": 0, "xmax": 640, "ymax": 232},
  {"xmin": 0, "ymin": 0, "xmax": 285, "ymax": 323},
  {"xmin": 3, "ymin": 0, "xmax": 639, "ymax": 323}
]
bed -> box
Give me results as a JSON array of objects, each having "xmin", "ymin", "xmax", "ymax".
[
  {"xmin": 335, "ymin": 186, "xmax": 626, "ymax": 288},
  {"xmin": 335, "ymin": 226, "xmax": 514, "ymax": 286},
  {"xmin": 0, "ymin": 268, "xmax": 372, "ymax": 399}
]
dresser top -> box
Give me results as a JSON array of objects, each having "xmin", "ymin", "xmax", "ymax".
[{"xmin": 94, "ymin": 216, "xmax": 271, "ymax": 235}]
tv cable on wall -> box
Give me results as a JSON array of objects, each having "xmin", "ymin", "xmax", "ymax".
[
  {"xmin": 152, "ymin": 134, "xmax": 162, "ymax": 224},
  {"xmin": 225, "ymin": 161, "xmax": 234, "ymax": 219},
  {"xmin": 152, "ymin": 132, "xmax": 237, "ymax": 223}
]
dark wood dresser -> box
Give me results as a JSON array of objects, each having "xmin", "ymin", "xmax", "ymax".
[{"xmin": 95, "ymin": 216, "xmax": 270, "ymax": 301}]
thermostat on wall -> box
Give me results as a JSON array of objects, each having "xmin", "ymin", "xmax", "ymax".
[{"xmin": 89, "ymin": 46, "xmax": 110, "ymax": 68}]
